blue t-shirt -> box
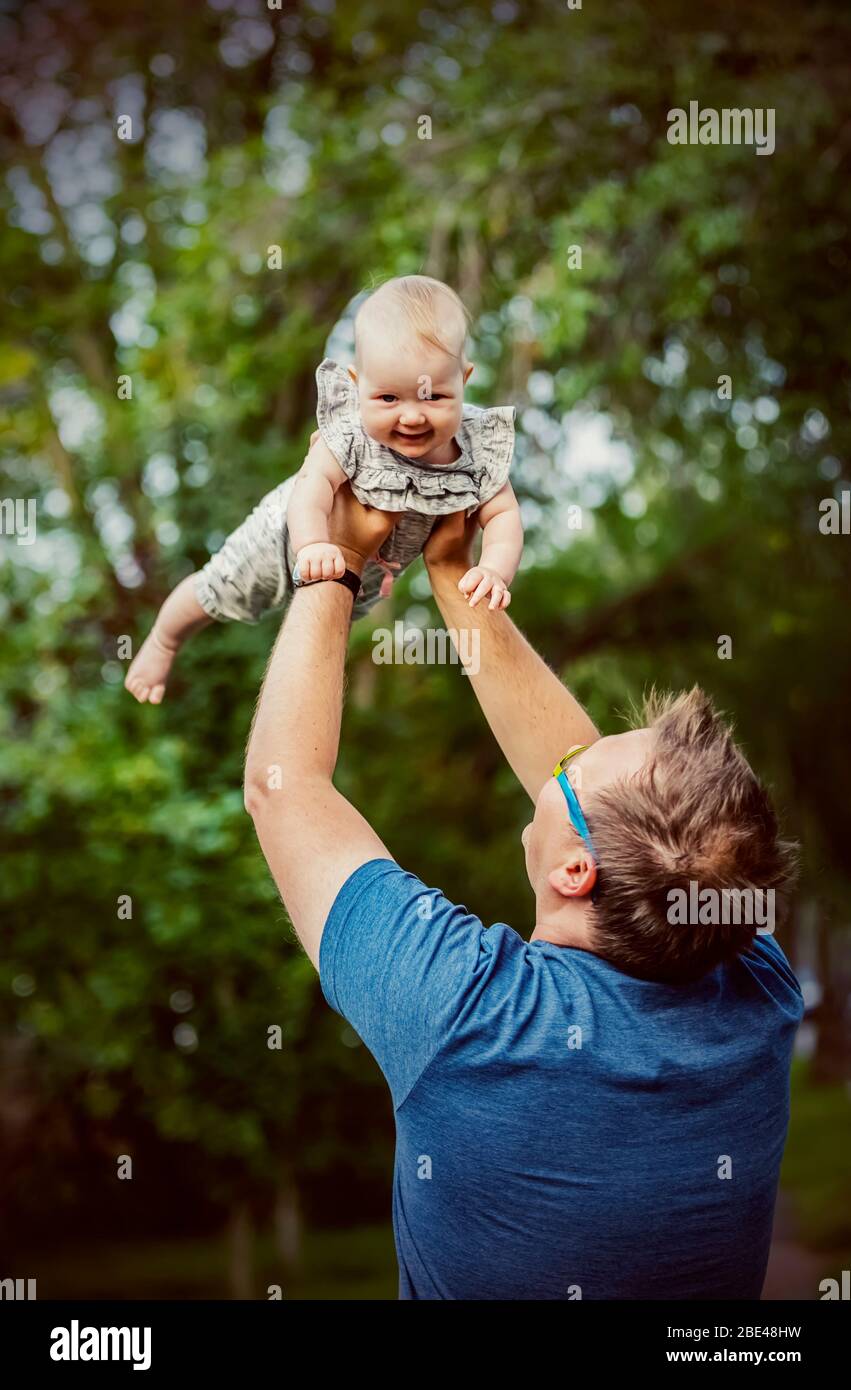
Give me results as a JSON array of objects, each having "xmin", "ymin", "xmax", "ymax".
[{"xmin": 319, "ymin": 858, "xmax": 804, "ymax": 1300}]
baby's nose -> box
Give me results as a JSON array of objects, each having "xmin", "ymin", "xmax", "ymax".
[{"xmin": 398, "ymin": 404, "xmax": 426, "ymax": 424}]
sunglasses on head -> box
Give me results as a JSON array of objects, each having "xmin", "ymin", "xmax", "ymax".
[
  {"xmin": 552, "ymin": 745, "xmax": 594, "ymax": 853},
  {"xmin": 553, "ymin": 745, "xmax": 601, "ymax": 903}
]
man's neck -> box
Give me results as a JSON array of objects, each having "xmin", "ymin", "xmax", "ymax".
[{"xmin": 530, "ymin": 896, "xmax": 597, "ymax": 952}]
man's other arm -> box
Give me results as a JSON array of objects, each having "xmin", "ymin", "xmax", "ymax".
[{"xmin": 425, "ymin": 512, "xmax": 599, "ymax": 803}]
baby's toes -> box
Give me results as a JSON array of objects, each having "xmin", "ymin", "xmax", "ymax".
[{"xmin": 149, "ymin": 685, "xmax": 166, "ymax": 705}]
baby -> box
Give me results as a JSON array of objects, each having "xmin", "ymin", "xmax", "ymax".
[{"xmin": 125, "ymin": 275, "xmax": 524, "ymax": 703}]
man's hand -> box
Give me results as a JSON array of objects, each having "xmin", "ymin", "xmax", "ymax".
[
  {"xmin": 425, "ymin": 513, "xmax": 511, "ymax": 607},
  {"xmin": 327, "ymin": 483, "xmax": 397, "ymax": 575},
  {"xmin": 423, "ymin": 509, "xmax": 479, "ymax": 576}
]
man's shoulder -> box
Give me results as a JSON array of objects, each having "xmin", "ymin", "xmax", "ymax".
[
  {"xmin": 318, "ymin": 858, "xmax": 489, "ymax": 1010},
  {"xmin": 318, "ymin": 859, "xmax": 499, "ymax": 1110}
]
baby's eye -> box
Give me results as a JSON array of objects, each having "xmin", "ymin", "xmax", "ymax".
[{"xmin": 378, "ymin": 394, "xmax": 397, "ymax": 404}]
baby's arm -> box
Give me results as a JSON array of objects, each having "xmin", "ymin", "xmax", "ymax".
[
  {"xmin": 459, "ymin": 482, "xmax": 524, "ymax": 609},
  {"xmin": 288, "ymin": 439, "xmax": 349, "ymax": 581},
  {"xmin": 125, "ymin": 575, "xmax": 212, "ymax": 704}
]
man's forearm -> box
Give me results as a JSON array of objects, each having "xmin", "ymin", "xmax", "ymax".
[
  {"xmin": 242, "ymin": 490, "xmax": 397, "ymax": 969},
  {"xmin": 244, "ymin": 580, "xmax": 353, "ymax": 798},
  {"xmin": 429, "ymin": 563, "xmax": 599, "ymax": 802}
]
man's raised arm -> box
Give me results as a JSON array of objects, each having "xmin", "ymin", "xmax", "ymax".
[
  {"xmin": 243, "ymin": 491, "xmax": 396, "ymax": 970},
  {"xmin": 424, "ymin": 513, "xmax": 599, "ymax": 803}
]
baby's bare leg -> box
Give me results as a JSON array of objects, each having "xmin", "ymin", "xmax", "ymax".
[{"xmin": 125, "ymin": 574, "xmax": 212, "ymax": 704}]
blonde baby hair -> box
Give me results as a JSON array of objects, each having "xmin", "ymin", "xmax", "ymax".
[{"xmin": 353, "ymin": 274, "xmax": 470, "ymax": 367}]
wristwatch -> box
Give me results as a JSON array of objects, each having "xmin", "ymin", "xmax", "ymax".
[
  {"xmin": 332, "ymin": 568, "xmax": 363, "ymax": 599},
  {"xmin": 292, "ymin": 562, "xmax": 362, "ymax": 600}
]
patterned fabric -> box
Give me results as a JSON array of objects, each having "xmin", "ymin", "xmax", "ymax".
[
  {"xmin": 194, "ymin": 361, "xmax": 515, "ymax": 624},
  {"xmin": 194, "ymin": 474, "xmax": 435, "ymax": 624},
  {"xmin": 315, "ymin": 359, "xmax": 515, "ymax": 517}
]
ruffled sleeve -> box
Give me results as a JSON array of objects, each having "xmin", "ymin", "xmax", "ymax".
[
  {"xmin": 457, "ymin": 403, "xmax": 516, "ymax": 507},
  {"xmin": 314, "ymin": 358, "xmax": 363, "ymax": 477}
]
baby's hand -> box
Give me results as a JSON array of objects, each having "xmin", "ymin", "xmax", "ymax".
[
  {"xmin": 124, "ymin": 628, "xmax": 179, "ymax": 705},
  {"xmin": 296, "ymin": 541, "xmax": 346, "ymax": 582},
  {"xmin": 458, "ymin": 566, "xmax": 511, "ymax": 610}
]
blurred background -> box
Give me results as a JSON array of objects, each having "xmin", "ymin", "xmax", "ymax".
[{"xmin": 1, "ymin": 0, "xmax": 849, "ymax": 1300}]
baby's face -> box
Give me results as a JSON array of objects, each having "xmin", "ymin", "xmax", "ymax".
[{"xmin": 350, "ymin": 338, "xmax": 471, "ymax": 462}]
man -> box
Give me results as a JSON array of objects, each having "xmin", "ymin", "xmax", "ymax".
[{"xmin": 244, "ymin": 488, "xmax": 804, "ymax": 1301}]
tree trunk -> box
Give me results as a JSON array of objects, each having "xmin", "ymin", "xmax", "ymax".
[
  {"xmin": 273, "ymin": 1169, "xmax": 302, "ymax": 1273},
  {"xmin": 811, "ymin": 904, "xmax": 849, "ymax": 1086},
  {"xmin": 226, "ymin": 1201, "xmax": 254, "ymax": 1299}
]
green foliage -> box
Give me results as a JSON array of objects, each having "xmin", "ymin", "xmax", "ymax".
[
  {"xmin": 1, "ymin": 0, "xmax": 849, "ymax": 1241},
  {"xmin": 783, "ymin": 1061, "xmax": 851, "ymax": 1257}
]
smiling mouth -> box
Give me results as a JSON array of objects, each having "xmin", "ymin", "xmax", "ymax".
[{"xmin": 393, "ymin": 429, "xmax": 432, "ymax": 441}]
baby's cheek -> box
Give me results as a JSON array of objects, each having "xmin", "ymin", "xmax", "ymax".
[
  {"xmin": 359, "ymin": 401, "xmax": 382, "ymax": 435},
  {"xmin": 370, "ymin": 420, "xmax": 392, "ymax": 444},
  {"xmin": 443, "ymin": 402, "xmax": 464, "ymax": 435}
]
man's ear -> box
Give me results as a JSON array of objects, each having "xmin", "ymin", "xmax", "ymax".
[
  {"xmin": 548, "ymin": 848, "xmax": 597, "ymax": 900},
  {"xmin": 463, "ymin": 362, "xmax": 474, "ymax": 384},
  {"xmin": 347, "ymin": 365, "xmax": 358, "ymax": 384}
]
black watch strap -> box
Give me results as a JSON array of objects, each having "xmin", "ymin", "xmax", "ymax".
[{"xmin": 332, "ymin": 568, "xmax": 362, "ymax": 599}]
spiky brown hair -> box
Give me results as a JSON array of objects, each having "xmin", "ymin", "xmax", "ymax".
[{"xmin": 585, "ymin": 688, "xmax": 799, "ymax": 984}]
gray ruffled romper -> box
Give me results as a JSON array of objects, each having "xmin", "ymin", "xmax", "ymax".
[{"xmin": 195, "ymin": 359, "xmax": 516, "ymax": 624}]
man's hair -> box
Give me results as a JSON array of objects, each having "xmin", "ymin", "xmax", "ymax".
[
  {"xmin": 353, "ymin": 274, "xmax": 470, "ymax": 366},
  {"xmin": 585, "ymin": 687, "xmax": 799, "ymax": 985}
]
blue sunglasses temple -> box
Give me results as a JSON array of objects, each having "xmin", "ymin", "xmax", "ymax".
[{"xmin": 555, "ymin": 770, "xmax": 594, "ymax": 851}]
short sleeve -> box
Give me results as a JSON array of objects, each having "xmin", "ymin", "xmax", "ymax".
[
  {"xmin": 314, "ymin": 358, "xmax": 361, "ymax": 478},
  {"xmin": 739, "ymin": 931, "xmax": 805, "ymax": 1021},
  {"xmin": 319, "ymin": 858, "xmax": 489, "ymax": 1108},
  {"xmin": 458, "ymin": 403, "xmax": 516, "ymax": 507}
]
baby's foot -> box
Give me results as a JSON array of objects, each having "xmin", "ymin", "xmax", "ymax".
[{"xmin": 124, "ymin": 629, "xmax": 179, "ymax": 704}]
